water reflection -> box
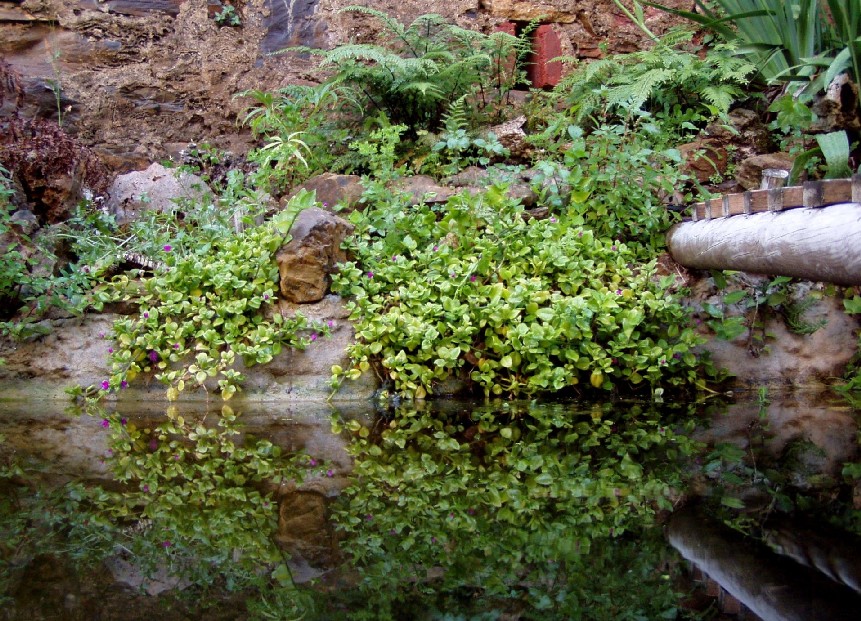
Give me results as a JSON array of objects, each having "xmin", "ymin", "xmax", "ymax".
[
  {"xmin": 331, "ymin": 400, "xmax": 699, "ymax": 619},
  {"xmin": 0, "ymin": 396, "xmax": 859, "ymax": 619}
]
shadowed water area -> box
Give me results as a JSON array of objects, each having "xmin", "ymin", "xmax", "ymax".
[{"xmin": 1, "ymin": 394, "xmax": 860, "ymax": 620}]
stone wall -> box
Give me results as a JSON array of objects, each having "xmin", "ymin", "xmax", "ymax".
[{"xmin": 0, "ymin": 0, "xmax": 691, "ymax": 171}]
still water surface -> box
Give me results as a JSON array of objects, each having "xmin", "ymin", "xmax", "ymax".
[{"xmin": 1, "ymin": 395, "xmax": 859, "ymax": 620}]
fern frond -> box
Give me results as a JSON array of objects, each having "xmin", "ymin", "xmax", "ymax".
[{"xmin": 606, "ymin": 67, "xmax": 673, "ymax": 111}]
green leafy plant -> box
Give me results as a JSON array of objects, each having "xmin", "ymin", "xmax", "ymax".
[
  {"xmin": 214, "ymin": 3, "xmax": 241, "ymax": 27},
  {"xmin": 555, "ymin": 26, "xmax": 756, "ymax": 135},
  {"xmin": 84, "ymin": 190, "xmax": 329, "ymax": 402},
  {"xmin": 331, "ymin": 184, "xmax": 705, "ymax": 399},
  {"xmin": 286, "ymin": 7, "xmax": 528, "ymax": 131}
]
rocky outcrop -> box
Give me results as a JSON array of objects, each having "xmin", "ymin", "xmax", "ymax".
[
  {"xmin": 735, "ymin": 153, "xmax": 796, "ymax": 190},
  {"xmin": 288, "ymin": 172, "xmax": 365, "ymax": 212}
]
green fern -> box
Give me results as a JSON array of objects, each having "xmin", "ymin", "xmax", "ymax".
[
  {"xmin": 556, "ymin": 29, "xmax": 756, "ymax": 135},
  {"xmin": 284, "ymin": 8, "xmax": 524, "ymax": 131}
]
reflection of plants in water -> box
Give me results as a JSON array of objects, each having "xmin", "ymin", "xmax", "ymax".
[
  {"xmin": 90, "ymin": 403, "xmax": 316, "ymax": 592},
  {"xmin": 0, "ymin": 434, "xmax": 116, "ymax": 606},
  {"xmin": 2, "ymin": 405, "xmax": 325, "ymax": 617},
  {"xmin": 331, "ymin": 401, "xmax": 698, "ymax": 619}
]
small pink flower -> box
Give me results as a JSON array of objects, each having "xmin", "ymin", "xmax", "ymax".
[
  {"xmin": 611, "ymin": 245, "xmax": 617, "ymax": 251},
  {"xmin": 549, "ymin": 217, "xmax": 557, "ymax": 223},
  {"xmin": 148, "ymin": 351, "xmax": 159, "ymax": 362},
  {"xmin": 101, "ymin": 380, "xmax": 110, "ymax": 391},
  {"xmin": 143, "ymin": 312, "xmax": 149, "ymax": 319},
  {"xmin": 163, "ymin": 245, "xmax": 172, "ymax": 252},
  {"xmin": 327, "ymin": 320, "xmax": 334, "ymax": 328},
  {"xmin": 310, "ymin": 333, "xmax": 318, "ymax": 342},
  {"xmin": 148, "ymin": 438, "xmax": 158, "ymax": 451},
  {"xmin": 101, "ymin": 418, "xmax": 110, "ymax": 428},
  {"xmin": 615, "ymin": 289, "xmax": 622, "ymax": 295},
  {"xmin": 470, "ymin": 275, "xmax": 476, "ymax": 282},
  {"xmin": 326, "ymin": 469, "xmax": 334, "ymax": 477},
  {"xmin": 263, "ymin": 294, "xmax": 270, "ymax": 300},
  {"xmin": 433, "ymin": 245, "xmax": 439, "ymax": 251},
  {"xmin": 367, "ymin": 272, "xmax": 374, "ymax": 279},
  {"xmin": 108, "ymin": 347, "xmax": 114, "ymax": 353},
  {"xmin": 173, "ymin": 343, "xmax": 180, "ymax": 350},
  {"xmin": 161, "ymin": 541, "xmax": 171, "ymax": 548},
  {"xmin": 98, "ymin": 332, "xmax": 105, "ymax": 339},
  {"xmin": 143, "ymin": 484, "xmax": 149, "ymax": 492},
  {"xmin": 308, "ymin": 458, "xmax": 318, "ymax": 466},
  {"xmin": 121, "ymin": 380, "xmax": 128, "ymax": 389},
  {"xmin": 121, "ymin": 418, "xmax": 127, "ymax": 426}
]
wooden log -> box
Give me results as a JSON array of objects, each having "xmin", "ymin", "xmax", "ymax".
[
  {"xmin": 668, "ymin": 506, "xmax": 861, "ymax": 621},
  {"xmin": 667, "ymin": 202, "xmax": 861, "ymax": 285}
]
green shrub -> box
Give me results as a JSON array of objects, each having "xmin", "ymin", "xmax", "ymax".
[{"xmin": 331, "ymin": 185, "xmax": 704, "ymax": 399}]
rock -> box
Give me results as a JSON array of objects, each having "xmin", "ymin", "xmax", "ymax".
[
  {"xmin": 78, "ymin": 1, "xmax": 185, "ymax": 17},
  {"xmin": 705, "ymin": 108, "xmax": 770, "ymax": 161},
  {"xmin": 812, "ymin": 72, "xmax": 861, "ymax": 133},
  {"xmin": 389, "ymin": 175, "xmax": 457, "ymax": 205},
  {"xmin": 488, "ymin": 114, "xmax": 530, "ymax": 159},
  {"xmin": 487, "ymin": 0, "xmax": 577, "ymax": 23},
  {"xmin": 678, "ymin": 138, "xmax": 729, "ymax": 183},
  {"xmin": 448, "ymin": 165, "xmax": 537, "ymax": 206},
  {"xmin": 288, "ymin": 172, "xmax": 364, "ymax": 212},
  {"xmin": 276, "ymin": 207, "xmax": 353, "ymax": 303},
  {"xmin": 261, "ymin": 0, "xmax": 328, "ymax": 53},
  {"xmin": 104, "ymin": 162, "xmax": 212, "ymax": 226},
  {"xmin": 9, "ymin": 209, "xmax": 39, "ymax": 236},
  {"xmin": 735, "ymin": 153, "xmax": 796, "ymax": 190},
  {"xmin": 0, "ymin": 118, "xmax": 111, "ymax": 224}
]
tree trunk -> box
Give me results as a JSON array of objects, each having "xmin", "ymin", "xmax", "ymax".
[{"xmin": 666, "ymin": 203, "xmax": 861, "ymax": 285}]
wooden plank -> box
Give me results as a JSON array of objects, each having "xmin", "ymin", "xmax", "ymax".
[{"xmin": 685, "ymin": 175, "xmax": 861, "ymax": 221}]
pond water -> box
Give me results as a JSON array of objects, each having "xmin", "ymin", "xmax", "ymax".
[{"xmin": 1, "ymin": 393, "xmax": 859, "ymax": 620}]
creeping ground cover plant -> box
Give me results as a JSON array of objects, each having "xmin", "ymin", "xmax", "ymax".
[
  {"xmin": 331, "ymin": 184, "xmax": 704, "ymax": 399},
  {"xmin": 78, "ymin": 190, "xmax": 329, "ymax": 402}
]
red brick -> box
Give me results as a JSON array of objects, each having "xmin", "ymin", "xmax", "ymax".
[{"xmin": 527, "ymin": 25, "xmax": 562, "ymax": 88}]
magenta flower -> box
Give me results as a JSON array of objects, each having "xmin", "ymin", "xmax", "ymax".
[
  {"xmin": 101, "ymin": 380, "xmax": 110, "ymax": 390},
  {"xmin": 173, "ymin": 343, "xmax": 180, "ymax": 350},
  {"xmin": 161, "ymin": 541, "xmax": 171, "ymax": 548},
  {"xmin": 549, "ymin": 217, "xmax": 557, "ymax": 223},
  {"xmin": 611, "ymin": 245, "xmax": 617, "ymax": 251},
  {"xmin": 615, "ymin": 289, "xmax": 622, "ymax": 295},
  {"xmin": 263, "ymin": 294, "xmax": 270, "ymax": 301},
  {"xmin": 173, "ymin": 454, "xmax": 180, "ymax": 461},
  {"xmin": 148, "ymin": 438, "xmax": 158, "ymax": 451},
  {"xmin": 367, "ymin": 271, "xmax": 374, "ymax": 279},
  {"xmin": 108, "ymin": 347, "xmax": 114, "ymax": 353},
  {"xmin": 470, "ymin": 275, "xmax": 476, "ymax": 282},
  {"xmin": 120, "ymin": 380, "xmax": 128, "ymax": 389},
  {"xmin": 365, "ymin": 514, "xmax": 374, "ymax": 521},
  {"xmin": 163, "ymin": 245, "xmax": 172, "ymax": 252},
  {"xmin": 101, "ymin": 418, "xmax": 110, "ymax": 428},
  {"xmin": 98, "ymin": 331, "xmax": 105, "ymax": 339},
  {"xmin": 120, "ymin": 417, "xmax": 127, "ymax": 426},
  {"xmin": 308, "ymin": 458, "xmax": 318, "ymax": 466},
  {"xmin": 143, "ymin": 484, "xmax": 149, "ymax": 492},
  {"xmin": 143, "ymin": 311, "xmax": 149, "ymax": 319},
  {"xmin": 327, "ymin": 320, "xmax": 334, "ymax": 328},
  {"xmin": 148, "ymin": 350, "xmax": 159, "ymax": 362},
  {"xmin": 310, "ymin": 333, "xmax": 318, "ymax": 342},
  {"xmin": 433, "ymin": 245, "xmax": 439, "ymax": 251},
  {"xmin": 326, "ymin": 469, "xmax": 334, "ymax": 478}
]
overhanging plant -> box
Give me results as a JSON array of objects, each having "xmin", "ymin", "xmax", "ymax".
[{"xmin": 79, "ymin": 190, "xmax": 328, "ymax": 402}]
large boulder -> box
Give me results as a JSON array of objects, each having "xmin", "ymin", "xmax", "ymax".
[
  {"xmin": 276, "ymin": 207, "xmax": 354, "ymax": 303},
  {"xmin": 735, "ymin": 153, "xmax": 795, "ymax": 191},
  {"xmin": 104, "ymin": 162, "xmax": 212, "ymax": 225}
]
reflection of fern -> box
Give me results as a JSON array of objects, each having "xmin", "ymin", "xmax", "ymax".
[{"xmin": 557, "ymin": 29, "xmax": 755, "ymax": 131}]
